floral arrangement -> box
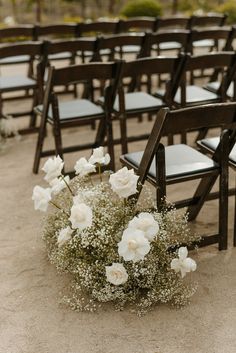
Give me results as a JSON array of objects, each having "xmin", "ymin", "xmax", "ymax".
[
  {"xmin": 32, "ymin": 147, "xmax": 199, "ymax": 315},
  {"xmin": 0, "ymin": 116, "xmax": 19, "ymax": 148}
]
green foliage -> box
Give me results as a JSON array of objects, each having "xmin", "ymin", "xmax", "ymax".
[
  {"xmin": 120, "ymin": 0, "xmax": 162, "ymax": 18},
  {"xmin": 217, "ymin": 0, "xmax": 236, "ymax": 24},
  {"xmin": 177, "ymin": 0, "xmax": 216, "ymax": 14}
]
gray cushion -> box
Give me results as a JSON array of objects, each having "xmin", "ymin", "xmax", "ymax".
[
  {"xmin": 48, "ymin": 52, "xmax": 73, "ymax": 60},
  {"xmin": 205, "ymin": 81, "xmax": 234, "ymax": 98},
  {"xmin": 99, "ymin": 92, "xmax": 163, "ymax": 112},
  {"xmin": 0, "ymin": 75, "xmax": 36, "ymax": 91},
  {"xmin": 174, "ymin": 85, "xmax": 219, "ymax": 104},
  {"xmin": 36, "ymin": 99, "xmax": 104, "ymax": 121},
  {"xmin": 193, "ymin": 39, "xmax": 215, "ymax": 48},
  {"xmin": 159, "ymin": 41, "xmax": 182, "ymax": 50},
  {"xmin": 200, "ymin": 137, "xmax": 236, "ymax": 164},
  {"xmin": 115, "ymin": 45, "xmax": 141, "ymax": 53},
  {"xmin": 124, "ymin": 144, "xmax": 218, "ymax": 179},
  {"xmin": 0, "ymin": 55, "xmax": 31, "ymax": 64}
]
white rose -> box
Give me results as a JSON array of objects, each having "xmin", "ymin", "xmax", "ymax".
[
  {"xmin": 171, "ymin": 246, "xmax": 197, "ymax": 278},
  {"xmin": 118, "ymin": 228, "xmax": 150, "ymax": 263},
  {"xmin": 42, "ymin": 155, "xmax": 64, "ymax": 183},
  {"xmin": 50, "ymin": 176, "xmax": 70, "ymax": 195},
  {"xmin": 32, "ymin": 185, "xmax": 51, "ymax": 212},
  {"xmin": 105, "ymin": 263, "xmax": 128, "ymax": 285},
  {"xmin": 74, "ymin": 157, "xmax": 96, "ymax": 176},
  {"xmin": 109, "ymin": 167, "xmax": 139, "ymax": 198},
  {"xmin": 128, "ymin": 212, "xmax": 159, "ymax": 241},
  {"xmin": 89, "ymin": 147, "xmax": 110, "ymax": 165},
  {"xmin": 69, "ymin": 203, "xmax": 93, "ymax": 230},
  {"xmin": 57, "ymin": 226, "xmax": 73, "ymax": 247}
]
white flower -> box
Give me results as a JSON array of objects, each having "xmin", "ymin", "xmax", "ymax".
[
  {"xmin": 57, "ymin": 226, "xmax": 73, "ymax": 247},
  {"xmin": 171, "ymin": 247, "xmax": 197, "ymax": 278},
  {"xmin": 32, "ymin": 185, "xmax": 51, "ymax": 212},
  {"xmin": 50, "ymin": 176, "xmax": 70, "ymax": 195},
  {"xmin": 118, "ymin": 228, "xmax": 150, "ymax": 262},
  {"xmin": 69, "ymin": 203, "xmax": 93, "ymax": 230},
  {"xmin": 89, "ymin": 147, "xmax": 110, "ymax": 165},
  {"xmin": 42, "ymin": 155, "xmax": 64, "ymax": 183},
  {"xmin": 105, "ymin": 263, "xmax": 128, "ymax": 285},
  {"xmin": 74, "ymin": 157, "xmax": 96, "ymax": 176},
  {"xmin": 109, "ymin": 167, "xmax": 139, "ymax": 198},
  {"xmin": 128, "ymin": 212, "xmax": 159, "ymax": 241}
]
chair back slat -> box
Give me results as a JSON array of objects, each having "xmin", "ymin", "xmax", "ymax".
[
  {"xmin": 0, "ymin": 25, "xmax": 35, "ymax": 41},
  {"xmin": 190, "ymin": 14, "xmax": 227, "ymax": 28},
  {"xmin": 50, "ymin": 61, "xmax": 121, "ymax": 86},
  {"xmin": 0, "ymin": 41, "xmax": 43, "ymax": 58},
  {"xmin": 44, "ymin": 38, "xmax": 96, "ymax": 55},
  {"xmin": 147, "ymin": 29, "xmax": 190, "ymax": 54},
  {"xmin": 156, "ymin": 16, "xmax": 190, "ymax": 30},
  {"xmin": 35, "ymin": 24, "xmax": 77, "ymax": 39},
  {"xmin": 118, "ymin": 17, "xmax": 156, "ymax": 33},
  {"xmin": 77, "ymin": 21, "xmax": 119, "ymax": 36},
  {"xmin": 185, "ymin": 51, "xmax": 236, "ymax": 71}
]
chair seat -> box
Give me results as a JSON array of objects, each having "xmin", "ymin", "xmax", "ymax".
[
  {"xmin": 200, "ymin": 137, "xmax": 236, "ymax": 164},
  {"xmin": 0, "ymin": 75, "xmax": 36, "ymax": 91},
  {"xmin": 115, "ymin": 45, "xmax": 140, "ymax": 54},
  {"xmin": 36, "ymin": 99, "xmax": 104, "ymax": 121},
  {"xmin": 193, "ymin": 39, "xmax": 215, "ymax": 48},
  {"xmin": 174, "ymin": 85, "xmax": 219, "ymax": 105},
  {"xmin": 205, "ymin": 81, "xmax": 234, "ymax": 98},
  {"xmin": 0, "ymin": 55, "xmax": 31, "ymax": 64},
  {"xmin": 48, "ymin": 52, "xmax": 73, "ymax": 61},
  {"xmin": 123, "ymin": 144, "xmax": 218, "ymax": 179},
  {"xmin": 158, "ymin": 41, "xmax": 182, "ymax": 51}
]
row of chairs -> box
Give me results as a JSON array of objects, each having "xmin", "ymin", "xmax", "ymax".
[
  {"xmin": 31, "ymin": 51, "xmax": 236, "ymax": 172},
  {"xmin": 0, "ymin": 14, "xmax": 227, "ymax": 43}
]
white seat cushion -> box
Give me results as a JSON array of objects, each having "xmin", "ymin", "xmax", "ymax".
[
  {"xmin": 48, "ymin": 52, "xmax": 73, "ymax": 61},
  {"xmin": 205, "ymin": 81, "xmax": 234, "ymax": 98},
  {"xmin": 174, "ymin": 85, "xmax": 219, "ymax": 104},
  {"xmin": 0, "ymin": 55, "xmax": 31, "ymax": 64},
  {"xmin": 115, "ymin": 45, "xmax": 141, "ymax": 53},
  {"xmin": 36, "ymin": 99, "xmax": 104, "ymax": 121},
  {"xmin": 124, "ymin": 144, "xmax": 218, "ymax": 179},
  {"xmin": 159, "ymin": 41, "xmax": 182, "ymax": 50},
  {"xmin": 193, "ymin": 39, "xmax": 215, "ymax": 48},
  {"xmin": 0, "ymin": 75, "xmax": 36, "ymax": 91},
  {"xmin": 200, "ymin": 137, "xmax": 236, "ymax": 164}
]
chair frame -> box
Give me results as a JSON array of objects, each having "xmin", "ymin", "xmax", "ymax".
[
  {"xmin": 120, "ymin": 103, "xmax": 236, "ymax": 250},
  {"xmin": 33, "ymin": 61, "xmax": 123, "ymax": 173}
]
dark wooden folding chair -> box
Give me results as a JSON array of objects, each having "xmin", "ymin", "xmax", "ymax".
[
  {"xmin": 164, "ymin": 52, "xmax": 236, "ymax": 108},
  {"xmin": 98, "ymin": 55, "xmax": 185, "ymax": 154},
  {"xmin": 120, "ymin": 103, "xmax": 236, "ymax": 250},
  {"xmin": 116, "ymin": 17, "xmax": 156, "ymax": 57},
  {"xmin": 76, "ymin": 20, "xmax": 119, "ymax": 62},
  {"xmin": 189, "ymin": 13, "xmax": 227, "ymax": 53},
  {"xmin": 93, "ymin": 33, "xmax": 149, "ymax": 62},
  {"xmin": 33, "ymin": 61, "xmax": 122, "ymax": 173},
  {"xmin": 197, "ymin": 128, "xmax": 236, "ymax": 247},
  {"xmin": 0, "ymin": 41, "xmax": 44, "ymax": 134}
]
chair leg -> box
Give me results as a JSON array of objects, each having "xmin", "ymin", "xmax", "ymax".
[
  {"xmin": 218, "ymin": 161, "xmax": 228, "ymax": 250},
  {"xmin": 33, "ymin": 115, "xmax": 47, "ymax": 174},
  {"xmin": 105, "ymin": 115, "xmax": 115, "ymax": 171},
  {"xmin": 120, "ymin": 113, "xmax": 128, "ymax": 155},
  {"xmin": 234, "ymin": 177, "xmax": 236, "ymax": 247},
  {"xmin": 187, "ymin": 174, "xmax": 218, "ymax": 221}
]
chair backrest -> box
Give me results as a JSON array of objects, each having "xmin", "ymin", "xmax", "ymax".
[
  {"xmin": 118, "ymin": 17, "xmax": 156, "ymax": 33},
  {"xmin": 189, "ymin": 13, "xmax": 227, "ymax": 28},
  {"xmin": 187, "ymin": 27, "xmax": 231, "ymax": 53},
  {"xmin": 120, "ymin": 55, "xmax": 185, "ymax": 103},
  {"xmin": 35, "ymin": 24, "xmax": 77, "ymax": 39},
  {"xmin": 0, "ymin": 41, "xmax": 43, "ymax": 59},
  {"xmin": 43, "ymin": 38, "xmax": 97, "ymax": 59},
  {"xmin": 156, "ymin": 16, "xmax": 190, "ymax": 30},
  {"xmin": 44, "ymin": 61, "xmax": 123, "ymax": 110},
  {"xmin": 0, "ymin": 25, "xmax": 35, "ymax": 42},
  {"xmin": 224, "ymin": 25, "xmax": 236, "ymax": 50},
  {"xmin": 146, "ymin": 29, "xmax": 190, "ymax": 55},
  {"xmin": 76, "ymin": 20, "xmax": 119, "ymax": 37},
  {"xmin": 93, "ymin": 33, "xmax": 148, "ymax": 61},
  {"xmin": 137, "ymin": 103, "xmax": 236, "ymax": 185}
]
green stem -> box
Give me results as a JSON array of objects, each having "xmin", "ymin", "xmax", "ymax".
[
  {"xmin": 49, "ymin": 201, "xmax": 70, "ymax": 217},
  {"xmin": 61, "ymin": 175, "xmax": 74, "ymax": 196}
]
